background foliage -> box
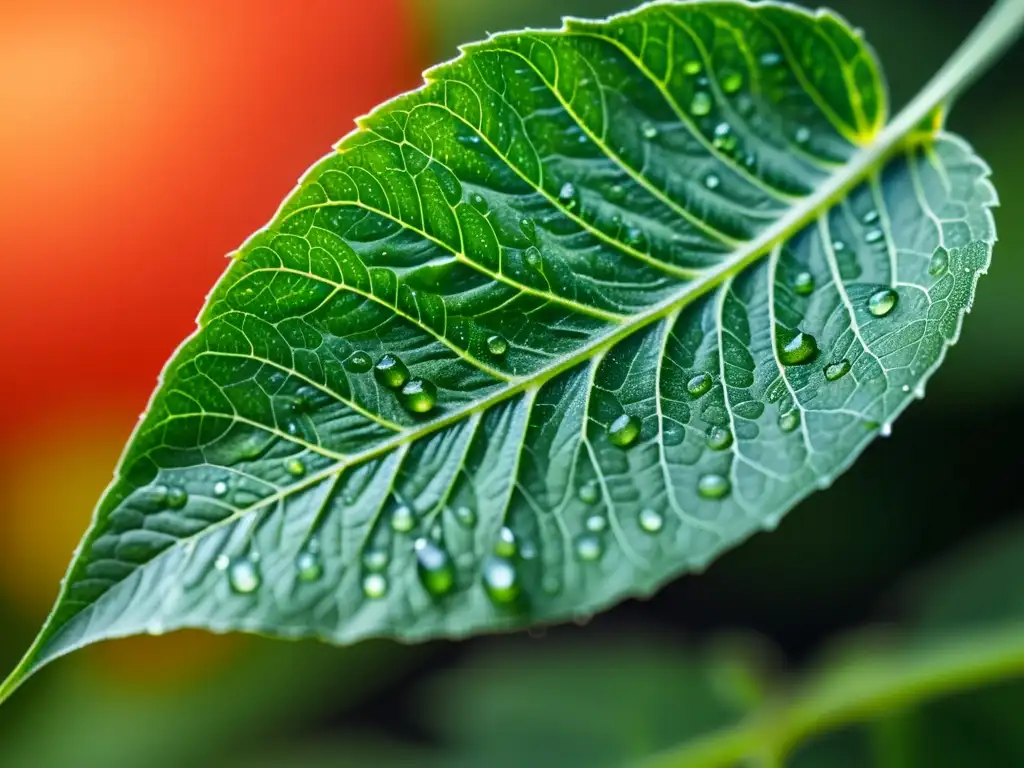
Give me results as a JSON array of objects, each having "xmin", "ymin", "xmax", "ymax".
[{"xmin": 0, "ymin": 0, "xmax": 1020, "ymax": 764}]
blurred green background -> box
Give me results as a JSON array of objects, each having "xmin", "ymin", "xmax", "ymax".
[{"xmin": 1, "ymin": 0, "xmax": 1022, "ymax": 765}]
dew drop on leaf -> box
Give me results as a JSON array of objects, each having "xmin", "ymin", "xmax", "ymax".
[
  {"xmin": 683, "ymin": 60, "xmax": 702, "ymax": 75},
  {"xmin": 929, "ymin": 246, "xmax": 950, "ymax": 276},
  {"xmin": 166, "ymin": 486, "xmax": 188, "ymax": 510},
  {"xmin": 759, "ymin": 51, "xmax": 782, "ymax": 66},
  {"xmin": 687, "ymin": 372, "xmax": 714, "ymax": 398},
  {"xmin": 454, "ymin": 505, "xmax": 476, "ymax": 528},
  {"xmin": 415, "ymin": 538, "xmax": 455, "ymax": 597},
  {"xmin": 862, "ymin": 210, "xmax": 880, "ymax": 224},
  {"xmin": 362, "ymin": 572, "xmax": 388, "ymax": 599},
  {"xmin": 228, "ymin": 557, "xmax": 261, "ymax": 594},
  {"xmin": 284, "ymin": 458, "xmax": 306, "ymax": 477},
  {"xmin": 295, "ymin": 549, "xmax": 323, "ymax": 582},
  {"xmin": 706, "ymin": 426, "xmax": 734, "ymax": 451},
  {"xmin": 574, "ymin": 532, "xmax": 604, "ymax": 562},
  {"xmin": 639, "ymin": 508, "xmax": 664, "ymax": 533},
  {"xmin": 792, "ymin": 271, "xmax": 815, "ymax": 296},
  {"xmin": 779, "ymin": 410, "xmax": 801, "ymax": 433},
  {"xmin": 390, "ymin": 504, "xmax": 416, "ymax": 533},
  {"xmin": 519, "ymin": 217, "xmax": 536, "ymax": 241},
  {"xmin": 607, "ymin": 413, "xmax": 642, "ymax": 447},
  {"xmin": 482, "ymin": 556, "xmax": 520, "ymax": 604},
  {"xmin": 525, "ymin": 247, "xmax": 542, "ymax": 267},
  {"xmin": 608, "ymin": 183, "xmax": 626, "ymax": 202},
  {"xmin": 585, "ymin": 514, "xmax": 607, "ymax": 533},
  {"xmin": 487, "ymin": 335, "xmax": 509, "ymax": 355},
  {"xmin": 578, "ymin": 480, "xmax": 600, "ymax": 505},
  {"xmin": 362, "ymin": 547, "xmax": 389, "ymax": 572},
  {"xmin": 868, "ymin": 288, "xmax": 899, "ymax": 317},
  {"xmin": 374, "ymin": 353, "xmax": 410, "ymax": 389},
  {"xmin": 697, "ymin": 474, "xmax": 731, "ymax": 500},
  {"xmin": 495, "ymin": 526, "xmax": 518, "ymax": 558},
  {"xmin": 213, "ymin": 480, "xmax": 228, "ymax": 498},
  {"xmin": 865, "ymin": 228, "xmax": 885, "ymax": 244},
  {"xmin": 795, "ymin": 126, "xmax": 811, "ymax": 144},
  {"xmin": 824, "ymin": 359, "xmax": 852, "ymax": 381},
  {"xmin": 832, "ymin": 239, "xmax": 846, "ymax": 253},
  {"xmin": 469, "ymin": 192, "xmax": 488, "ymax": 214},
  {"xmin": 344, "ymin": 350, "xmax": 373, "ymax": 373},
  {"xmin": 776, "ymin": 328, "xmax": 819, "ymax": 366},
  {"xmin": 214, "ymin": 554, "xmax": 230, "ymax": 571},
  {"xmin": 704, "ymin": 174, "xmax": 721, "ymax": 190},
  {"xmin": 558, "ymin": 182, "xmax": 579, "ymax": 210},
  {"xmin": 721, "ymin": 70, "xmax": 743, "ymax": 93},
  {"xmin": 690, "ymin": 91, "xmax": 712, "ymax": 116},
  {"xmin": 641, "ymin": 121, "xmax": 659, "ymax": 139},
  {"xmin": 401, "ymin": 378, "xmax": 438, "ymax": 413}
]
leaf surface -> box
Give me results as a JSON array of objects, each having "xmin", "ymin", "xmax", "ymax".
[{"xmin": 2, "ymin": 0, "xmax": 998, "ymax": 691}]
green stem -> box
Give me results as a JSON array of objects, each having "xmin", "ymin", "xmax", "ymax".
[{"xmin": 638, "ymin": 623, "xmax": 1024, "ymax": 768}]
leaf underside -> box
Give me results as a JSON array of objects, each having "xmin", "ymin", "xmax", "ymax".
[{"xmin": 9, "ymin": 0, "xmax": 997, "ymax": 685}]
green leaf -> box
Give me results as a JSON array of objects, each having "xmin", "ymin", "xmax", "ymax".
[{"xmin": 1, "ymin": 0, "xmax": 1010, "ymax": 698}]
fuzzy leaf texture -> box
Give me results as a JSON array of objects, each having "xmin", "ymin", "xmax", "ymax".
[{"xmin": 3, "ymin": 0, "xmax": 999, "ymax": 692}]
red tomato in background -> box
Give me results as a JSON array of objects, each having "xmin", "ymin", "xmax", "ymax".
[{"xmin": 0, "ymin": 0, "xmax": 424, "ymax": 680}]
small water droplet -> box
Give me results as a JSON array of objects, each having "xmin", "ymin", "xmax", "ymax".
[
  {"xmin": 683, "ymin": 60, "xmax": 702, "ymax": 75},
  {"xmin": 624, "ymin": 226, "xmax": 646, "ymax": 248},
  {"xmin": 390, "ymin": 504, "xmax": 416, "ymax": 533},
  {"xmin": 214, "ymin": 554, "xmax": 230, "ymax": 571},
  {"xmin": 832, "ymin": 240, "xmax": 846, "ymax": 253},
  {"xmin": 706, "ymin": 426, "xmax": 733, "ymax": 451},
  {"xmin": 779, "ymin": 410, "xmax": 801, "ymax": 433},
  {"xmin": 824, "ymin": 359, "xmax": 851, "ymax": 381},
  {"xmin": 867, "ymin": 288, "xmax": 898, "ymax": 317},
  {"xmin": 901, "ymin": 384, "xmax": 911, "ymax": 393},
  {"xmin": 525, "ymin": 246, "xmax": 542, "ymax": 267},
  {"xmin": 639, "ymin": 508, "xmax": 664, "ymax": 533},
  {"xmin": 690, "ymin": 91, "xmax": 712, "ymax": 116},
  {"xmin": 777, "ymin": 328, "xmax": 819, "ymax": 366},
  {"xmin": 759, "ymin": 51, "xmax": 782, "ymax": 66},
  {"xmin": 415, "ymin": 538, "xmax": 455, "ymax": 597},
  {"xmin": 865, "ymin": 228, "xmax": 885, "ymax": 244},
  {"xmin": 482, "ymin": 556, "xmax": 520, "ymax": 604},
  {"xmin": 880, "ymin": 423, "xmax": 893, "ymax": 438},
  {"xmin": 519, "ymin": 218, "xmax": 536, "ymax": 241},
  {"xmin": 495, "ymin": 526, "xmax": 518, "ymax": 558},
  {"xmin": 374, "ymin": 353, "xmax": 409, "ymax": 389},
  {"xmin": 929, "ymin": 246, "xmax": 949, "ymax": 277},
  {"xmin": 792, "ymin": 271, "xmax": 815, "ymax": 296},
  {"xmin": 574, "ymin": 532, "xmax": 604, "ymax": 561},
  {"xmin": 558, "ymin": 182, "xmax": 579, "ymax": 210},
  {"xmin": 704, "ymin": 173, "xmax": 721, "ymax": 190},
  {"xmin": 608, "ymin": 183, "xmax": 626, "ymax": 202},
  {"xmin": 454, "ymin": 505, "xmax": 476, "ymax": 528},
  {"xmin": 794, "ymin": 126, "xmax": 811, "ymax": 144},
  {"xmin": 721, "ymin": 70, "xmax": 743, "ymax": 93},
  {"xmin": 469, "ymin": 192, "xmax": 488, "ymax": 213},
  {"xmin": 362, "ymin": 547, "xmax": 389, "ymax": 572},
  {"xmin": 862, "ymin": 210, "xmax": 880, "ymax": 224},
  {"xmin": 344, "ymin": 350, "xmax": 373, "ymax": 373},
  {"xmin": 487, "ymin": 335, "xmax": 508, "ymax": 356},
  {"xmin": 641, "ymin": 121, "xmax": 658, "ymax": 139},
  {"xmin": 296, "ymin": 549, "xmax": 323, "ymax": 582},
  {"xmin": 585, "ymin": 514, "xmax": 607, "ymax": 533},
  {"xmin": 401, "ymin": 378, "xmax": 438, "ymax": 413},
  {"xmin": 285, "ymin": 458, "xmax": 306, "ymax": 477},
  {"xmin": 362, "ymin": 572, "xmax": 388, "ymax": 599},
  {"xmin": 213, "ymin": 480, "xmax": 228, "ymax": 497},
  {"xmin": 578, "ymin": 480, "xmax": 600, "ymax": 505},
  {"xmin": 228, "ymin": 557, "xmax": 261, "ymax": 594},
  {"xmin": 520, "ymin": 540, "xmax": 538, "ymax": 560},
  {"xmin": 687, "ymin": 372, "xmax": 713, "ymax": 398},
  {"xmin": 166, "ymin": 486, "xmax": 188, "ymax": 510},
  {"xmin": 607, "ymin": 413, "xmax": 642, "ymax": 447},
  {"xmin": 697, "ymin": 474, "xmax": 731, "ymax": 500}
]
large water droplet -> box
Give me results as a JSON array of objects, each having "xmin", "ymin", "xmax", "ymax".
[
  {"xmin": 285, "ymin": 458, "xmax": 306, "ymax": 477},
  {"xmin": 639, "ymin": 507, "xmax": 664, "ymax": 533},
  {"xmin": 779, "ymin": 410, "xmax": 801, "ymax": 433},
  {"xmin": 295, "ymin": 549, "xmax": 323, "ymax": 582},
  {"xmin": 574, "ymin": 532, "xmax": 604, "ymax": 561},
  {"xmin": 690, "ymin": 91, "xmax": 712, "ymax": 116},
  {"xmin": 390, "ymin": 504, "xmax": 416, "ymax": 533},
  {"xmin": 865, "ymin": 228, "xmax": 885, "ymax": 244},
  {"xmin": 687, "ymin": 372, "xmax": 713, "ymax": 398},
  {"xmin": 776, "ymin": 328, "xmax": 819, "ymax": 366},
  {"xmin": 454, "ymin": 505, "xmax": 476, "ymax": 528},
  {"xmin": 641, "ymin": 121, "xmax": 659, "ymax": 139},
  {"xmin": 608, "ymin": 413, "xmax": 642, "ymax": 447},
  {"xmin": 867, "ymin": 288, "xmax": 898, "ymax": 317},
  {"xmin": 704, "ymin": 174, "xmax": 721, "ymax": 190},
  {"xmin": 792, "ymin": 271, "xmax": 815, "ymax": 296},
  {"xmin": 362, "ymin": 572, "xmax": 388, "ymax": 599},
  {"xmin": 585, "ymin": 514, "xmax": 607, "ymax": 533},
  {"xmin": 558, "ymin": 182, "xmax": 579, "ymax": 210},
  {"xmin": 824, "ymin": 359, "xmax": 851, "ymax": 381},
  {"xmin": 495, "ymin": 526, "xmax": 518, "ymax": 558},
  {"xmin": 697, "ymin": 474, "xmax": 731, "ymax": 500},
  {"xmin": 721, "ymin": 70, "xmax": 743, "ymax": 93},
  {"xmin": 415, "ymin": 538, "xmax": 455, "ymax": 597},
  {"xmin": 344, "ymin": 350, "xmax": 373, "ymax": 373},
  {"xmin": 487, "ymin": 335, "xmax": 508, "ymax": 356},
  {"xmin": 482, "ymin": 556, "xmax": 520, "ymax": 604},
  {"xmin": 578, "ymin": 480, "xmax": 600, "ymax": 505},
  {"xmin": 929, "ymin": 246, "xmax": 949, "ymax": 277},
  {"xmin": 469, "ymin": 192, "xmax": 488, "ymax": 214},
  {"xmin": 401, "ymin": 378, "xmax": 438, "ymax": 413},
  {"xmin": 706, "ymin": 426, "xmax": 733, "ymax": 451},
  {"xmin": 375, "ymin": 354, "xmax": 409, "ymax": 389},
  {"xmin": 166, "ymin": 485, "xmax": 188, "ymax": 510},
  {"xmin": 362, "ymin": 547, "xmax": 389, "ymax": 572},
  {"xmin": 228, "ymin": 557, "xmax": 261, "ymax": 594}
]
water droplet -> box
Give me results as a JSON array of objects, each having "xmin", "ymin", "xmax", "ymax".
[
  {"xmin": 607, "ymin": 413, "xmax": 642, "ymax": 447},
  {"xmin": 641, "ymin": 121, "xmax": 659, "ymax": 139},
  {"xmin": 228, "ymin": 557, "xmax": 260, "ymax": 594},
  {"xmin": 687, "ymin": 372, "xmax": 713, "ymax": 398},
  {"xmin": 794, "ymin": 126, "xmax": 811, "ymax": 144},
  {"xmin": 880, "ymin": 422, "xmax": 893, "ymax": 438},
  {"xmin": 697, "ymin": 474, "xmax": 731, "ymax": 500},
  {"xmin": 401, "ymin": 378, "xmax": 438, "ymax": 413},
  {"xmin": 482, "ymin": 556, "xmax": 520, "ymax": 604},
  {"xmin": 901, "ymin": 384, "xmax": 911, "ymax": 393},
  {"xmin": 624, "ymin": 226, "xmax": 646, "ymax": 248},
  {"xmin": 574, "ymin": 532, "xmax": 604, "ymax": 561},
  {"xmin": 608, "ymin": 183, "xmax": 626, "ymax": 202},
  {"xmin": 862, "ymin": 210, "xmax": 880, "ymax": 224},
  {"xmin": 213, "ymin": 480, "xmax": 228, "ymax": 497},
  {"xmin": 295, "ymin": 549, "xmax": 323, "ymax": 582},
  {"xmin": 362, "ymin": 572, "xmax": 388, "ymax": 599},
  {"xmin": 639, "ymin": 508, "xmax": 664, "ymax": 533},
  {"xmin": 824, "ymin": 359, "xmax": 851, "ymax": 381},
  {"xmin": 712, "ymin": 122, "xmax": 737, "ymax": 151},
  {"xmin": 683, "ymin": 60, "xmax": 702, "ymax": 75},
  {"xmin": 558, "ymin": 182, "xmax": 579, "ymax": 210},
  {"xmin": 704, "ymin": 174, "xmax": 721, "ymax": 190},
  {"xmin": 792, "ymin": 271, "xmax": 815, "ymax": 296},
  {"xmin": 390, "ymin": 504, "xmax": 416, "ymax": 533},
  {"xmin": 929, "ymin": 246, "xmax": 949, "ymax": 277},
  {"xmin": 867, "ymin": 288, "xmax": 898, "ymax": 317},
  {"xmin": 454, "ymin": 505, "xmax": 476, "ymax": 528},
  {"xmin": 525, "ymin": 246, "xmax": 542, "ymax": 267},
  {"xmin": 743, "ymin": 153, "xmax": 757, "ymax": 169},
  {"xmin": 487, "ymin": 335, "xmax": 508, "ymax": 355},
  {"xmin": 706, "ymin": 426, "xmax": 733, "ymax": 451},
  {"xmin": 469, "ymin": 192, "xmax": 488, "ymax": 213},
  {"xmin": 519, "ymin": 218, "xmax": 536, "ymax": 241},
  {"xmin": 285, "ymin": 458, "xmax": 306, "ymax": 477},
  {"xmin": 779, "ymin": 410, "xmax": 801, "ymax": 433},
  {"xmin": 362, "ymin": 547, "xmax": 389, "ymax": 572},
  {"xmin": 832, "ymin": 240, "xmax": 846, "ymax": 253},
  {"xmin": 374, "ymin": 353, "xmax": 409, "ymax": 389},
  {"xmin": 585, "ymin": 514, "xmax": 607, "ymax": 533},
  {"xmin": 759, "ymin": 51, "xmax": 782, "ymax": 66},
  {"xmin": 776, "ymin": 328, "xmax": 819, "ymax": 366},
  {"xmin": 578, "ymin": 480, "xmax": 600, "ymax": 504},
  {"xmin": 721, "ymin": 70, "xmax": 743, "ymax": 93},
  {"xmin": 344, "ymin": 350, "xmax": 373, "ymax": 373},
  {"xmin": 865, "ymin": 228, "xmax": 885, "ymax": 244},
  {"xmin": 690, "ymin": 91, "xmax": 712, "ymax": 116},
  {"xmin": 166, "ymin": 486, "xmax": 188, "ymax": 510},
  {"xmin": 495, "ymin": 526, "xmax": 518, "ymax": 558},
  {"xmin": 214, "ymin": 554, "xmax": 230, "ymax": 571},
  {"xmin": 415, "ymin": 538, "xmax": 455, "ymax": 597}
]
